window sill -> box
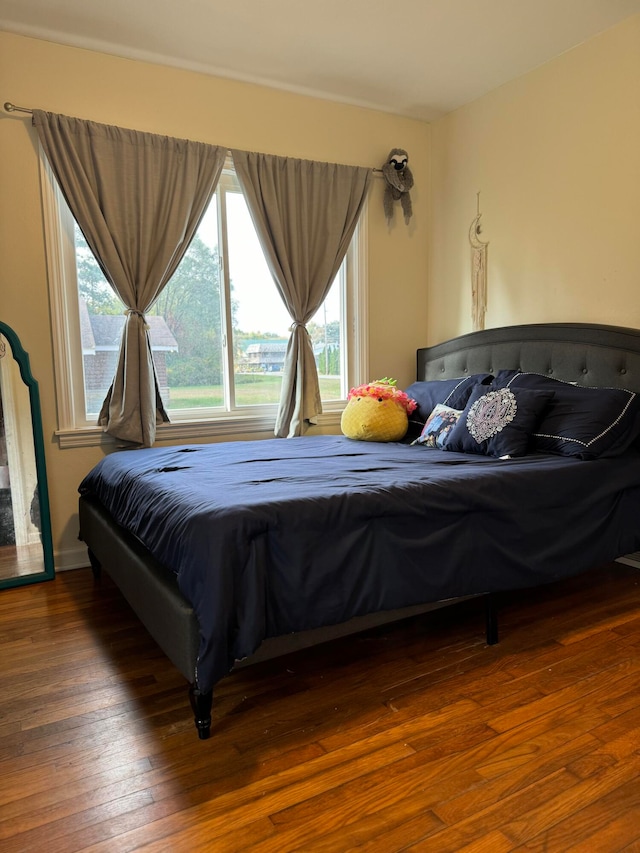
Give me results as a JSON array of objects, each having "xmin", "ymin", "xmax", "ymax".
[{"xmin": 55, "ymin": 409, "xmax": 344, "ymax": 449}]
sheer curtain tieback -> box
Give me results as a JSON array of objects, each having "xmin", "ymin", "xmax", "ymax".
[{"xmin": 125, "ymin": 308, "xmax": 149, "ymax": 328}]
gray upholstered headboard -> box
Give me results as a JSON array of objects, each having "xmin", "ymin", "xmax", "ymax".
[{"xmin": 417, "ymin": 323, "xmax": 640, "ymax": 391}]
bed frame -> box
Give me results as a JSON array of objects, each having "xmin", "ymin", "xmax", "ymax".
[{"xmin": 79, "ymin": 321, "xmax": 640, "ymax": 738}]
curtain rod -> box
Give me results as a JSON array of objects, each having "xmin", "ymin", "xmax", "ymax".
[
  {"xmin": 4, "ymin": 102, "xmax": 32, "ymax": 114},
  {"xmin": 4, "ymin": 101, "xmax": 385, "ymax": 172}
]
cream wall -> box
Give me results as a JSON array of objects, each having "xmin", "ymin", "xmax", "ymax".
[
  {"xmin": 0, "ymin": 31, "xmax": 430, "ymax": 566},
  {"xmin": 429, "ymin": 14, "xmax": 640, "ymax": 344}
]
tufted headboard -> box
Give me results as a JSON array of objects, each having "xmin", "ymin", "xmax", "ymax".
[{"xmin": 417, "ymin": 323, "xmax": 640, "ymax": 391}]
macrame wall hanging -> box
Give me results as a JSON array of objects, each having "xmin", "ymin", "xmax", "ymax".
[{"xmin": 469, "ymin": 192, "xmax": 489, "ymax": 331}]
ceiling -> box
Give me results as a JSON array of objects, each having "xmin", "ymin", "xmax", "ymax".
[{"xmin": 2, "ymin": 0, "xmax": 640, "ymax": 121}]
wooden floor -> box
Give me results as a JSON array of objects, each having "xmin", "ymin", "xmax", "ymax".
[{"xmin": 2, "ymin": 564, "xmax": 640, "ymax": 852}]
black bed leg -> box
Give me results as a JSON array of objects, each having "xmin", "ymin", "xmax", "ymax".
[
  {"xmin": 484, "ymin": 593, "xmax": 499, "ymax": 645},
  {"xmin": 87, "ymin": 548, "xmax": 102, "ymax": 580},
  {"xmin": 189, "ymin": 685, "xmax": 213, "ymax": 740}
]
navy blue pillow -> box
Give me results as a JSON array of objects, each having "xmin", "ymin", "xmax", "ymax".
[
  {"xmin": 443, "ymin": 384, "xmax": 554, "ymax": 458},
  {"xmin": 492, "ymin": 370, "xmax": 640, "ymax": 459},
  {"xmin": 405, "ymin": 374, "xmax": 493, "ymax": 436}
]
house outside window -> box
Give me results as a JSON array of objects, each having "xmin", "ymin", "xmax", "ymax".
[
  {"xmin": 41, "ymin": 154, "xmax": 368, "ymax": 447},
  {"xmin": 79, "ymin": 302, "xmax": 178, "ymax": 413}
]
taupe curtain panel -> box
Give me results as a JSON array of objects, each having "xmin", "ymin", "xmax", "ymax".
[
  {"xmin": 33, "ymin": 110, "xmax": 226, "ymax": 446},
  {"xmin": 231, "ymin": 150, "xmax": 372, "ymax": 437}
]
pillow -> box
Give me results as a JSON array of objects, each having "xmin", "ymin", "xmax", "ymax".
[
  {"xmin": 443, "ymin": 385, "xmax": 554, "ymax": 458},
  {"xmin": 405, "ymin": 374, "xmax": 493, "ymax": 436},
  {"xmin": 412, "ymin": 403, "xmax": 463, "ymax": 449},
  {"xmin": 492, "ymin": 370, "xmax": 640, "ymax": 459}
]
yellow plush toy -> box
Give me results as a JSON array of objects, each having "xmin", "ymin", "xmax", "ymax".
[{"xmin": 341, "ymin": 378, "xmax": 417, "ymax": 442}]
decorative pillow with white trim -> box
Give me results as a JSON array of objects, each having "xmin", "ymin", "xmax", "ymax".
[
  {"xmin": 444, "ymin": 384, "xmax": 554, "ymax": 458},
  {"xmin": 491, "ymin": 370, "xmax": 640, "ymax": 459}
]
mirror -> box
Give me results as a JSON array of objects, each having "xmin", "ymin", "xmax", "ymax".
[{"xmin": 0, "ymin": 322, "xmax": 54, "ymax": 589}]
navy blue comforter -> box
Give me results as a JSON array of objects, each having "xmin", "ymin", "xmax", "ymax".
[{"xmin": 79, "ymin": 435, "xmax": 640, "ymax": 691}]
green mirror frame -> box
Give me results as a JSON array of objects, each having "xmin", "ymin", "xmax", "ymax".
[{"xmin": 0, "ymin": 321, "xmax": 54, "ymax": 589}]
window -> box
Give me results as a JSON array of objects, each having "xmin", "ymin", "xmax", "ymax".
[{"xmin": 41, "ymin": 154, "xmax": 368, "ymax": 447}]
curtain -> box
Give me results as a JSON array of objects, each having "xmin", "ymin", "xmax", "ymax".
[
  {"xmin": 33, "ymin": 111, "xmax": 226, "ymax": 446},
  {"xmin": 231, "ymin": 150, "xmax": 372, "ymax": 438}
]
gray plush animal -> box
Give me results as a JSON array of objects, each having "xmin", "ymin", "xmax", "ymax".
[{"xmin": 382, "ymin": 148, "xmax": 413, "ymax": 223}]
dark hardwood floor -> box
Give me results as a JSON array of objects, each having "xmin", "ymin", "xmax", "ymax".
[{"xmin": 2, "ymin": 562, "xmax": 640, "ymax": 851}]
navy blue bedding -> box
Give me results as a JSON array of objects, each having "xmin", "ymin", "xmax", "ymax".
[{"xmin": 79, "ymin": 435, "xmax": 640, "ymax": 691}]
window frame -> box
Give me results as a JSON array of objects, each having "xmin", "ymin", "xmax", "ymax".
[{"xmin": 40, "ymin": 149, "xmax": 369, "ymax": 449}]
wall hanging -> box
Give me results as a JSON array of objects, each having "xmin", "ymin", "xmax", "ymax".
[
  {"xmin": 469, "ymin": 192, "xmax": 489, "ymax": 331},
  {"xmin": 382, "ymin": 148, "xmax": 413, "ymax": 224}
]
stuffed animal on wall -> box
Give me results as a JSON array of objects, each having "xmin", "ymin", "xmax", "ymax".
[
  {"xmin": 382, "ymin": 148, "xmax": 414, "ymax": 224},
  {"xmin": 341, "ymin": 378, "xmax": 417, "ymax": 442}
]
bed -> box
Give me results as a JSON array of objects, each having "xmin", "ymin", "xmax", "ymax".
[{"xmin": 78, "ymin": 322, "xmax": 640, "ymax": 739}]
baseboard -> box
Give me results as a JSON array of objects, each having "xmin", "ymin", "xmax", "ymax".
[
  {"xmin": 55, "ymin": 543, "xmax": 90, "ymax": 572},
  {"xmin": 616, "ymin": 553, "xmax": 640, "ymax": 569}
]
